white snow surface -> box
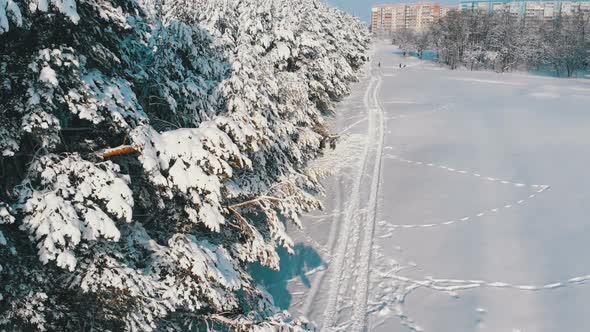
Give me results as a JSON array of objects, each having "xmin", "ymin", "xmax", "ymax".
[
  {"xmin": 264, "ymin": 42, "xmax": 590, "ymax": 332},
  {"xmin": 39, "ymin": 66, "xmax": 58, "ymax": 87}
]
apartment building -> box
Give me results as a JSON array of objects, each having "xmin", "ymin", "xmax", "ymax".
[
  {"xmin": 459, "ymin": 0, "xmax": 590, "ymax": 20},
  {"xmin": 440, "ymin": 5, "xmax": 456, "ymax": 16},
  {"xmin": 371, "ymin": 3, "xmax": 456, "ymax": 35}
]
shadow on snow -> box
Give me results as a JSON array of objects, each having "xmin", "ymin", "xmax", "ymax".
[{"xmin": 249, "ymin": 243, "xmax": 325, "ymax": 310}]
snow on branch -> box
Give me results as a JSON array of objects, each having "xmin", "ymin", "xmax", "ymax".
[
  {"xmin": 0, "ymin": 203, "xmax": 15, "ymax": 246},
  {"xmin": 0, "ymin": 0, "xmax": 22, "ymax": 34},
  {"xmin": 16, "ymin": 154, "xmax": 134, "ymax": 271},
  {"xmin": 29, "ymin": 0, "xmax": 80, "ymax": 24},
  {"xmin": 130, "ymin": 124, "xmax": 250, "ymax": 232},
  {"xmin": 148, "ymin": 234, "xmax": 243, "ymax": 312}
]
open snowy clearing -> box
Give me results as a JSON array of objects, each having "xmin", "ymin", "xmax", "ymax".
[{"xmin": 253, "ymin": 41, "xmax": 590, "ymax": 332}]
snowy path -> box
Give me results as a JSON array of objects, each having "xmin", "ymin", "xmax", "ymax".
[
  {"xmin": 278, "ymin": 41, "xmax": 590, "ymax": 332},
  {"xmin": 300, "ymin": 56, "xmax": 385, "ymax": 331}
]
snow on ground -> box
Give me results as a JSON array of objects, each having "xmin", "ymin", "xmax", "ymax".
[{"xmin": 254, "ymin": 41, "xmax": 590, "ymax": 332}]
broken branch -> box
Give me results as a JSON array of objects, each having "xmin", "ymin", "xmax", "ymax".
[{"xmin": 98, "ymin": 145, "xmax": 138, "ymax": 158}]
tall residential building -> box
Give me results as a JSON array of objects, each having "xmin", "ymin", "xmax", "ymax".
[
  {"xmin": 371, "ymin": 3, "xmax": 457, "ymax": 35},
  {"xmin": 440, "ymin": 5, "xmax": 456, "ymax": 16},
  {"xmin": 459, "ymin": 0, "xmax": 590, "ymax": 20}
]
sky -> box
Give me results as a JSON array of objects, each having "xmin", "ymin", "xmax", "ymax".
[{"xmin": 326, "ymin": 0, "xmax": 458, "ymax": 23}]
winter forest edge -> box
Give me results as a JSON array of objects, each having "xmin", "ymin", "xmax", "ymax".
[
  {"xmin": 0, "ymin": 0, "xmax": 370, "ymax": 330},
  {"xmin": 394, "ymin": 9, "xmax": 590, "ymax": 77}
]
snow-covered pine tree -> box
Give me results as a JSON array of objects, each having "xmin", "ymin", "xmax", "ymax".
[
  {"xmin": 161, "ymin": 0, "xmax": 370, "ymax": 269},
  {"xmin": 0, "ymin": 0, "xmax": 157, "ymax": 329},
  {"xmin": 0, "ymin": 0, "xmax": 369, "ymax": 330}
]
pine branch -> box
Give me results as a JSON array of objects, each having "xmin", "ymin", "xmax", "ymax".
[
  {"xmin": 227, "ymin": 196, "xmax": 284, "ymax": 209},
  {"xmin": 208, "ymin": 314, "xmax": 253, "ymax": 329},
  {"xmin": 227, "ymin": 206, "xmax": 257, "ymax": 236}
]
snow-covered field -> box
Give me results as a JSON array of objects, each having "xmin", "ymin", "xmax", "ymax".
[{"xmin": 253, "ymin": 41, "xmax": 590, "ymax": 332}]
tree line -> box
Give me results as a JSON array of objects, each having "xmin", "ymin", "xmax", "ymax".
[
  {"xmin": 0, "ymin": 0, "xmax": 369, "ymax": 330},
  {"xmin": 394, "ymin": 9, "xmax": 590, "ymax": 77}
]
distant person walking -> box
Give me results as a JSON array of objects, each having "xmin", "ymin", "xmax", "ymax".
[
  {"xmin": 378, "ymin": 62, "xmax": 381, "ymax": 68},
  {"xmin": 399, "ymin": 63, "xmax": 402, "ymax": 68}
]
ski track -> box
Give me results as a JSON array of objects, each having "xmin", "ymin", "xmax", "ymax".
[
  {"xmin": 350, "ymin": 72, "xmax": 385, "ymax": 331},
  {"xmin": 340, "ymin": 104, "xmax": 450, "ymax": 135},
  {"xmin": 340, "ymin": 117, "xmax": 368, "ymax": 134},
  {"xmin": 321, "ymin": 69, "xmax": 377, "ymax": 330},
  {"xmin": 301, "ymin": 60, "xmax": 375, "ymax": 321}
]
